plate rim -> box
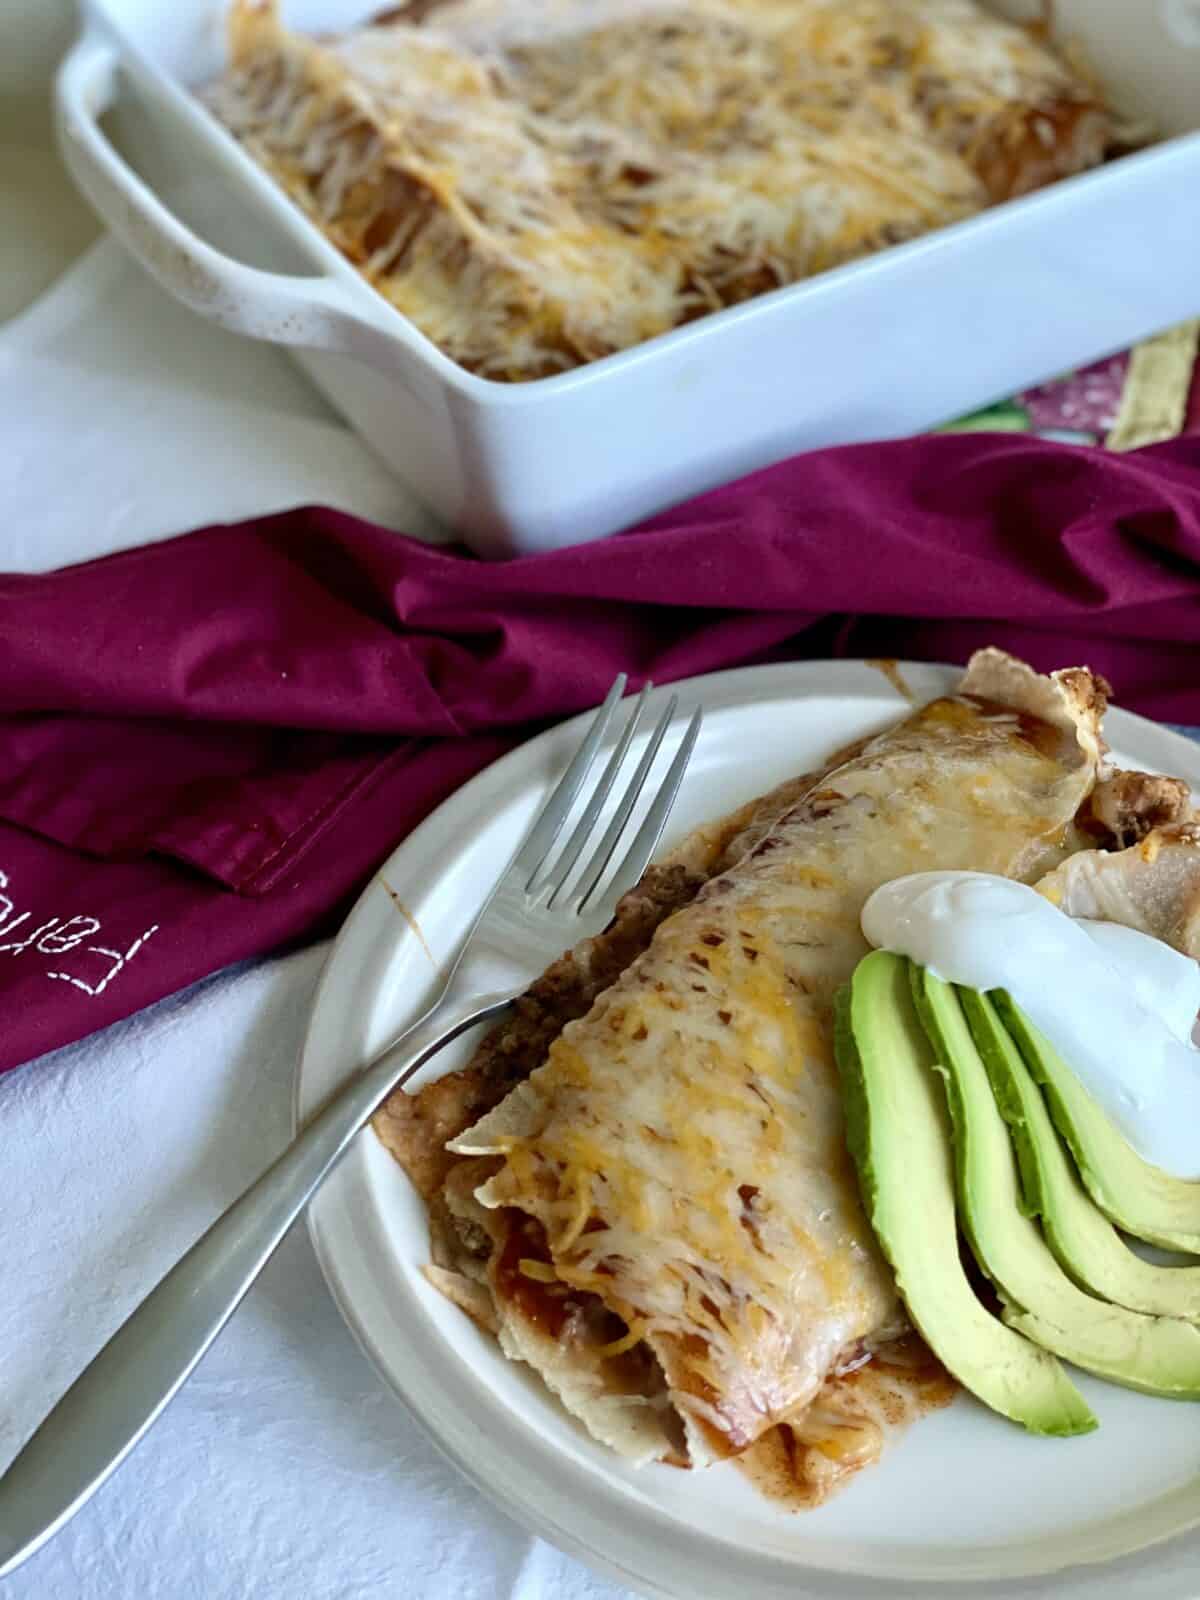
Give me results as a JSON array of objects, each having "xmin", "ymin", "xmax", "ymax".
[{"xmin": 296, "ymin": 658, "xmax": 1200, "ymax": 1600}]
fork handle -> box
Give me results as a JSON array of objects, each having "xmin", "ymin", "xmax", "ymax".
[{"xmin": 0, "ymin": 992, "xmax": 512, "ymax": 1578}]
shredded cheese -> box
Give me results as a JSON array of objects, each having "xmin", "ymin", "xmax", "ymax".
[
  {"xmin": 204, "ymin": 0, "xmax": 1116, "ymax": 381},
  {"xmin": 597, "ymin": 1320, "xmax": 652, "ymax": 1357},
  {"xmin": 450, "ymin": 657, "xmax": 1104, "ymax": 1461},
  {"xmin": 517, "ymin": 1257, "xmax": 560, "ymax": 1282}
]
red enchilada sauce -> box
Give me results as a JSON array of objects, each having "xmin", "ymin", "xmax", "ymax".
[
  {"xmin": 738, "ymin": 1337, "xmax": 957, "ymax": 1509},
  {"xmin": 494, "ymin": 1211, "xmax": 671, "ymax": 1413},
  {"xmin": 497, "ymin": 1208, "xmax": 956, "ymax": 1502},
  {"xmin": 494, "ymin": 1212, "xmax": 613, "ymax": 1342}
]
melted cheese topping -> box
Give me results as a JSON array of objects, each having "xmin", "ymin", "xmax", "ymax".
[
  {"xmin": 452, "ymin": 654, "xmax": 1104, "ymax": 1461},
  {"xmin": 738, "ymin": 1335, "xmax": 957, "ymax": 1508},
  {"xmin": 205, "ymin": 0, "xmax": 1112, "ymax": 380}
]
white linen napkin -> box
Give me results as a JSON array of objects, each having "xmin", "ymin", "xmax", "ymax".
[
  {"xmin": 0, "ymin": 237, "xmax": 445, "ymax": 574},
  {"xmin": 0, "ymin": 950, "xmax": 630, "ymax": 1600},
  {"xmin": 0, "ymin": 243, "xmax": 631, "ymax": 1600}
]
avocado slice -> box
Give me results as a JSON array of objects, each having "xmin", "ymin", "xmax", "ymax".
[
  {"xmin": 994, "ymin": 992, "xmax": 1200, "ymax": 1255},
  {"xmin": 911, "ymin": 966, "xmax": 1200, "ymax": 1399},
  {"xmin": 963, "ymin": 989, "xmax": 1200, "ymax": 1323},
  {"xmin": 836, "ymin": 951, "xmax": 1095, "ymax": 1435}
]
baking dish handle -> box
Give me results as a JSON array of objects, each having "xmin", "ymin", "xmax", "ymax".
[{"xmin": 55, "ymin": 30, "xmax": 379, "ymax": 358}]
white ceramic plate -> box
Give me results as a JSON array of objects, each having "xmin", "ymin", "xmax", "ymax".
[{"xmin": 297, "ymin": 661, "xmax": 1200, "ymax": 1600}]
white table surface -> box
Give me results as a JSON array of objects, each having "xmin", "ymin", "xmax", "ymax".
[{"xmin": 0, "ymin": 9, "xmax": 633, "ymax": 1596}]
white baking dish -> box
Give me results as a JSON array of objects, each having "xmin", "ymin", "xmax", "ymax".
[{"xmin": 56, "ymin": 0, "xmax": 1200, "ymax": 558}]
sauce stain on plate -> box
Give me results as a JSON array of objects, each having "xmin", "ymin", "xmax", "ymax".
[
  {"xmin": 866, "ymin": 659, "xmax": 915, "ymax": 702},
  {"xmin": 379, "ymin": 877, "xmax": 440, "ymax": 973}
]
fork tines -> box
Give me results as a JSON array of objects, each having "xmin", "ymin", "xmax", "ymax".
[{"xmin": 520, "ymin": 678, "xmax": 702, "ymax": 916}]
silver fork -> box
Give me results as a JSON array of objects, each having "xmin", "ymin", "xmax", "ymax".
[{"xmin": 0, "ymin": 677, "xmax": 701, "ymax": 1577}]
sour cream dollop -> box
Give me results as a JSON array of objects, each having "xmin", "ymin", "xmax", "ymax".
[{"xmin": 861, "ymin": 872, "xmax": 1200, "ymax": 1178}]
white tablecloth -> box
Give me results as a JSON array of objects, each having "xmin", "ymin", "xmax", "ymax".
[{"xmin": 0, "ymin": 239, "xmax": 633, "ymax": 1600}]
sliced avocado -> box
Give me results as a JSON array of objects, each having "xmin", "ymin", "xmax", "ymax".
[
  {"xmin": 835, "ymin": 951, "xmax": 1095, "ymax": 1436},
  {"xmin": 994, "ymin": 992, "xmax": 1200, "ymax": 1255},
  {"xmin": 963, "ymin": 989, "xmax": 1200, "ymax": 1323},
  {"xmin": 912, "ymin": 966, "xmax": 1200, "ymax": 1399}
]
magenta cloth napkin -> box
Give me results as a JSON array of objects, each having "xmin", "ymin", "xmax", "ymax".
[{"xmin": 4, "ymin": 431, "xmax": 1200, "ymax": 1073}]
